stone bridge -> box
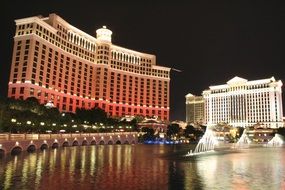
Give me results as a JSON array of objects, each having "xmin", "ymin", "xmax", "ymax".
[{"xmin": 0, "ymin": 132, "xmax": 138, "ymax": 155}]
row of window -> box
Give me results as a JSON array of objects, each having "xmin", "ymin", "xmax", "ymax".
[{"xmin": 11, "ymin": 38, "xmax": 169, "ymax": 108}]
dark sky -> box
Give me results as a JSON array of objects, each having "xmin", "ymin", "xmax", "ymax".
[{"xmin": 1, "ymin": 0, "xmax": 285, "ymax": 121}]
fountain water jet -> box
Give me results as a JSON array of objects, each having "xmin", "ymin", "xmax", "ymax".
[
  {"xmin": 187, "ymin": 126, "xmax": 218, "ymax": 156},
  {"xmin": 266, "ymin": 134, "xmax": 284, "ymax": 147},
  {"xmin": 235, "ymin": 128, "xmax": 251, "ymax": 148}
]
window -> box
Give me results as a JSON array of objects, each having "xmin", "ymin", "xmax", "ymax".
[
  {"xmin": 11, "ymin": 88, "xmax": 16, "ymax": 94},
  {"xmin": 20, "ymin": 87, "xmax": 24, "ymax": 94}
]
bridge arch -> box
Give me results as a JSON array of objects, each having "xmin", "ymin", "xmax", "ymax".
[
  {"xmin": 99, "ymin": 140, "xmax": 105, "ymax": 145},
  {"xmin": 11, "ymin": 146, "xmax": 23, "ymax": 155},
  {"xmin": 82, "ymin": 140, "xmax": 88, "ymax": 146},
  {"xmin": 124, "ymin": 141, "xmax": 130, "ymax": 144},
  {"xmin": 90, "ymin": 140, "xmax": 96, "ymax": 145},
  {"xmin": 115, "ymin": 140, "xmax": 121, "ymax": 144},
  {"xmin": 131, "ymin": 140, "xmax": 136, "ymax": 144},
  {"xmin": 51, "ymin": 142, "xmax": 59, "ymax": 149},
  {"xmin": 72, "ymin": 141, "xmax": 79, "ymax": 146},
  {"xmin": 107, "ymin": 140, "xmax": 113, "ymax": 145},
  {"xmin": 40, "ymin": 143, "xmax": 48, "ymax": 150},
  {"xmin": 62, "ymin": 141, "xmax": 69, "ymax": 147},
  {"xmin": 27, "ymin": 144, "xmax": 36, "ymax": 152}
]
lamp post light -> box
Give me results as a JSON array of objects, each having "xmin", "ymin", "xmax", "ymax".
[
  {"xmin": 10, "ymin": 118, "xmax": 17, "ymax": 138},
  {"xmin": 26, "ymin": 120, "xmax": 32, "ymax": 134}
]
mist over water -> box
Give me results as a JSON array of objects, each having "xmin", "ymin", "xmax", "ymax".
[{"xmin": 0, "ymin": 144, "xmax": 284, "ymax": 190}]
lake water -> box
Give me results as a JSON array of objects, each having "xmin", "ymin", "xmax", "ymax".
[{"xmin": 0, "ymin": 144, "xmax": 284, "ymax": 190}]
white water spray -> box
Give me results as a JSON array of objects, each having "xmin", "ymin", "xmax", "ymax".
[{"xmin": 187, "ymin": 127, "xmax": 218, "ymax": 156}]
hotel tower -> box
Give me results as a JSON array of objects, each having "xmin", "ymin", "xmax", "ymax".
[
  {"xmin": 8, "ymin": 13, "xmax": 170, "ymax": 121},
  {"xmin": 185, "ymin": 93, "xmax": 204, "ymax": 124},
  {"xmin": 203, "ymin": 76, "xmax": 283, "ymax": 128}
]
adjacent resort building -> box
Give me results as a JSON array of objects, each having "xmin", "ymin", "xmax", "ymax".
[
  {"xmin": 203, "ymin": 76, "xmax": 283, "ymax": 128},
  {"xmin": 8, "ymin": 13, "xmax": 171, "ymax": 120},
  {"xmin": 185, "ymin": 93, "xmax": 204, "ymax": 125}
]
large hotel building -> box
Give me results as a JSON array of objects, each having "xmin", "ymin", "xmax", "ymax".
[
  {"xmin": 8, "ymin": 13, "xmax": 170, "ymax": 120},
  {"xmin": 185, "ymin": 93, "xmax": 204, "ymax": 125},
  {"xmin": 203, "ymin": 76, "xmax": 283, "ymax": 128}
]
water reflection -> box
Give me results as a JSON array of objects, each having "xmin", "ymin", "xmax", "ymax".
[{"xmin": 0, "ymin": 145, "xmax": 284, "ymax": 190}]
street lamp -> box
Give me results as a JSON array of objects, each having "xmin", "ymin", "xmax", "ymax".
[{"xmin": 10, "ymin": 118, "xmax": 17, "ymax": 134}]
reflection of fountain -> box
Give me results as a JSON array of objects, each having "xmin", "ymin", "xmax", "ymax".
[
  {"xmin": 235, "ymin": 129, "xmax": 251, "ymax": 148},
  {"xmin": 187, "ymin": 127, "xmax": 218, "ymax": 156},
  {"xmin": 266, "ymin": 134, "xmax": 284, "ymax": 147}
]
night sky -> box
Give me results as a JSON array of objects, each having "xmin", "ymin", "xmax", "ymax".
[{"xmin": 1, "ymin": 1, "xmax": 285, "ymax": 121}]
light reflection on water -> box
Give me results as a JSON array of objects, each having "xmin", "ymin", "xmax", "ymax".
[{"xmin": 0, "ymin": 145, "xmax": 284, "ymax": 190}]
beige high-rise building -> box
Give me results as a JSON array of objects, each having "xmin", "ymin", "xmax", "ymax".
[
  {"xmin": 185, "ymin": 93, "xmax": 204, "ymax": 124},
  {"xmin": 203, "ymin": 76, "xmax": 283, "ymax": 128},
  {"xmin": 8, "ymin": 13, "xmax": 171, "ymax": 121}
]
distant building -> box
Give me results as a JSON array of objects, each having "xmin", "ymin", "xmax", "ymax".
[
  {"xmin": 8, "ymin": 13, "xmax": 170, "ymax": 120},
  {"xmin": 203, "ymin": 76, "xmax": 283, "ymax": 128},
  {"xmin": 246, "ymin": 126, "xmax": 276, "ymax": 143},
  {"xmin": 185, "ymin": 93, "xmax": 204, "ymax": 125},
  {"xmin": 137, "ymin": 116, "xmax": 168, "ymax": 132},
  {"xmin": 171, "ymin": 120, "xmax": 187, "ymax": 129}
]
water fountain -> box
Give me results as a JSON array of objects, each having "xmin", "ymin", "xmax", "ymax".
[
  {"xmin": 235, "ymin": 128, "xmax": 251, "ymax": 148},
  {"xmin": 266, "ymin": 134, "xmax": 284, "ymax": 147},
  {"xmin": 186, "ymin": 126, "xmax": 218, "ymax": 156}
]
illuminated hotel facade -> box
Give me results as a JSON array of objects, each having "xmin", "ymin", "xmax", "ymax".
[
  {"xmin": 203, "ymin": 76, "xmax": 283, "ymax": 128},
  {"xmin": 8, "ymin": 13, "xmax": 170, "ymax": 121},
  {"xmin": 185, "ymin": 93, "xmax": 204, "ymax": 124}
]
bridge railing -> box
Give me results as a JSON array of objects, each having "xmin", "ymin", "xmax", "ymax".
[{"xmin": 0, "ymin": 132, "xmax": 137, "ymax": 142}]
